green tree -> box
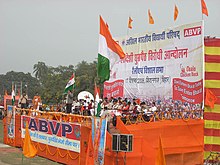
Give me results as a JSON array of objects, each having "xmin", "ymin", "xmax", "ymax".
[
  {"xmin": 0, "ymin": 71, "xmax": 40, "ymax": 99},
  {"xmin": 33, "ymin": 61, "xmax": 49, "ymax": 81}
]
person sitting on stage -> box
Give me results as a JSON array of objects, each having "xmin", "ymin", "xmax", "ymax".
[
  {"xmin": 149, "ymin": 102, "xmax": 157, "ymax": 113},
  {"xmin": 112, "ymin": 99, "xmax": 119, "ymax": 110},
  {"xmin": 88, "ymin": 100, "xmax": 94, "ymax": 116}
]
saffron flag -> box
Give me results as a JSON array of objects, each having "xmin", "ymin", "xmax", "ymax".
[
  {"xmin": 11, "ymin": 84, "xmax": 15, "ymax": 106},
  {"xmin": 23, "ymin": 122, "xmax": 37, "ymax": 158},
  {"xmin": 155, "ymin": 136, "xmax": 166, "ymax": 165},
  {"xmin": 128, "ymin": 17, "xmax": 133, "ymax": 29},
  {"xmin": 201, "ymin": 0, "xmax": 208, "ymax": 16},
  {"xmin": 106, "ymin": 22, "xmax": 109, "ymax": 29},
  {"xmin": 174, "ymin": 5, "xmax": 179, "ymax": 21},
  {"xmin": 85, "ymin": 131, "xmax": 94, "ymax": 165},
  {"xmin": 205, "ymin": 88, "xmax": 217, "ymax": 109},
  {"xmin": 148, "ymin": 9, "xmax": 154, "ymax": 24},
  {"xmin": 97, "ymin": 16, "xmax": 125, "ymax": 83},
  {"xmin": 64, "ymin": 73, "xmax": 75, "ymax": 93}
]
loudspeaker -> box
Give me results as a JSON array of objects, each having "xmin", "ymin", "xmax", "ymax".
[
  {"xmin": 112, "ymin": 134, "xmax": 133, "ymax": 152},
  {"xmin": 112, "ymin": 134, "xmax": 120, "ymax": 151}
]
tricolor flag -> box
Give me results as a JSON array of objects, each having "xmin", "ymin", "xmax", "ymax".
[
  {"xmin": 94, "ymin": 83, "xmax": 101, "ymax": 117},
  {"xmin": 94, "ymin": 83, "xmax": 100, "ymax": 103},
  {"xmin": 11, "ymin": 84, "xmax": 15, "ymax": 106},
  {"xmin": 64, "ymin": 73, "xmax": 75, "ymax": 93},
  {"xmin": 97, "ymin": 16, "xmax": 125, "ymax": 83}
]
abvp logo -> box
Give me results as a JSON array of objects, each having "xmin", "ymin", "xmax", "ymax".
[{"xmin": 184, "ymin": 26, "xmax": 202, "ymax": 37}]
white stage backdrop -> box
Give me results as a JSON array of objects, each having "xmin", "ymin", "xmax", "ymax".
[{"xmin": 104, "ymin": 21, "xmax": 204, "ymax": 104}]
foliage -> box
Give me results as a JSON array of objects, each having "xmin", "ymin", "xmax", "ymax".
[
  {"xmin": 0, "ymin": 71, "xmax": 40, "ymax": 99},
  {"xmin": 0, "ymin": 60, "xmax": 100, "ymax": 104}
]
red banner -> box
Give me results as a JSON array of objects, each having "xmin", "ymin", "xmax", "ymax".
[
  {"xmin": 172, "ymin": 78, "xmax": 203, "ymax": 104},
  {"xmin": 103, "ymin": 80, "xmax": 124, "ymax": 99}
]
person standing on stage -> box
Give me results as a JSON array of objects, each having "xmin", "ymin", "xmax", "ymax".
[
  {"xmin": 19, "ymin": 92, "xmax": 28, "ymax": 109},
  {"xmin": 32, "ymin": 92, "xmax": 42, "ymax": 110},
  {"xmin": 66, "ymin": 90, "xmax": 73, "ymax": 114}
]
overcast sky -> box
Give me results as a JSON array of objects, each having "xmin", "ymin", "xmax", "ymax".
[{"xmin": 0, "ymin": 0, "xmax": 219, "ymax": 74}]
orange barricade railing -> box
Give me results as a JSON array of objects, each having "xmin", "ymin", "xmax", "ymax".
[
  {"xmin": 120, "ymin": 109, "xmax": 203, "ymax": 125},
  {"xmin": 15, "ymin": 108, "xmax": 92, "ymax": 127}
]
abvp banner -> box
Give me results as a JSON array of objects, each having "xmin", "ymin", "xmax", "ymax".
[
  {"xmin": 21, "ymin": 115, "xmax": 81, "ymax": 153},
  {"xmin": 104, "ymin": 21, "xmax": 203, "ymax": 104}
]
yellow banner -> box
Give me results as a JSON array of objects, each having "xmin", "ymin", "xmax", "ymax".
[
  {"xmin": 204, "ymin": 136, "xmax": 220, "ymax": 145},
  {"xmin": 205, "ymin": 80, "xmax": 220, "ymax": 88},
  {"xmin": 205, "ymin": 47, "xmax": 220, "ymax": 55},
  {"xmin": 205, "ymin": 120, "xmax": 220, "ymax": 129},
  {"xmin": 204, "ymin": 151, "xmax": 220, "ymax": 160},
  {"xmin": 205, "ymin": 104, "xmax": 220, "ymax": 113},
  {"xmin": 205, "ymin": 63, "xmax": 220, "ymax": 72}
]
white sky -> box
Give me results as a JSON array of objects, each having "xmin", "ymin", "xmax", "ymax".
[{"xmin": 0, "ymin": 0, "xmax": 219, "ymax": 74}]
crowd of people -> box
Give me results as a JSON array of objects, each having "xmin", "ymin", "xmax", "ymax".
[
  {"xmin": 55, "ymin": 93, "xmax": 203, "ymax": 119},
  {"xmin": 17, "ymin": 90, "xmax": 203, "ymax": 121}
]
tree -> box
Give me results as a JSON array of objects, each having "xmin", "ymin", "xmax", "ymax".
[
  {"xmin": 0, "ymin": 71, "xmax": 40, "ymax": 99},
  {"xmin": 33, "ymin": 61, "xmax": 49, "ymax": 81}
]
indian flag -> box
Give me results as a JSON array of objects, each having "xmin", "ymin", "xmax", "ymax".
[
  {"xmin": 64, "ymin": 74, "xmax": 75, "ymax": 93},
  {"xmin": 11, "ymin": 84, "xmax": 15, "ymax": 105},
  {"xmin": 97, "ymin": 16, "xmax": 125, "ymax": 83},
  {"xmin": 94, "ymin": 83, "xmax": 101, "ymax": 116}
]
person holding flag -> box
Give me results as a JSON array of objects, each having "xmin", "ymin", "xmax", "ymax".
[
  {"xmin": 64, "ymin": 73, "xmax": 75, "ymax": 113},
  {"xmin": 66, "ymin": 90, "xmax": 73, "ymax": 114}
]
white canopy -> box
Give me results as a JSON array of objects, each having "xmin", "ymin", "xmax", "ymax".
[{"xmin": 77, "ymin": 91, "xmax": 94, "ymax": 102}]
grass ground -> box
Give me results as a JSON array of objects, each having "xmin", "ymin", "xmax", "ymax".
[{"xmin": 0, "ymin": 120, "xmax": 61, "ymax": 165}]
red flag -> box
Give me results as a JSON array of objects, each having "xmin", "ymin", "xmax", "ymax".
[
  {"xmin": 128, "ymin": 17, "xmax": 133, "ymax": 29},
  {"xmin": 201, "ymin": 0, "xmax": 208, "ymax": 16},
  {"xmin": 155, "ymin": 136, "xmax": 166, "ymax": 165},
  {"xmin": 23, "ymin": 122, "xmax": 37, "ymax": 158},
  {"xmin": 148, "ymin": 9, "xmax": 154, "ymax": 24},
  {"xmin": 174, "ymin": 5, "xmax": 179, "ymax": 21},
  {"xmin": 205, "ymin": 88, "xmax": 217, "ymax": 109}
]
